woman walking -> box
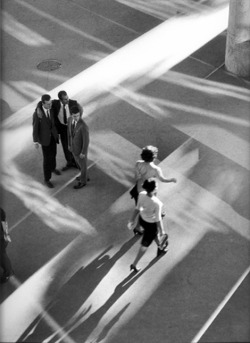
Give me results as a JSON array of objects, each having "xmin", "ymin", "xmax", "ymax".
[
  {"xmin": 128, "ymin": 178, "xmax": 168, "ymax": 273},
  {"xmin": 130, "ymin": 145, "xmax": 176, "ymax": 234}
]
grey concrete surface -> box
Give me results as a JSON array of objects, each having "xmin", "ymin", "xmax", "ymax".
[{"xmin": 1, "ymin": 0, "xmax": 250, "ymax": 342}]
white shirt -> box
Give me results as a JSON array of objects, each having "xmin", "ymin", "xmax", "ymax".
[
  {"xmin": 58, "ymin": 102, "xmax": 70, "ymax": 124},
  {"xmin": 42, "ymin": 106, "xmax": 50, "ymax": 118},
  {"xmin": 136, "ymin": 191, "xmax": 163, "ymax": 223}
]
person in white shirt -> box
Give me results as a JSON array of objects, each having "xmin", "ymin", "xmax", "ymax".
[
  {"xmin": 130, "ymin": 145, "xmax": 176, "ymax": 235},
  {"xmin": 52, "ymin": 90, "xmax": 83, "ymax": 171},
  {"xmin": 128, "ymin": 178, "xmax": 168, "ymax": 273}
]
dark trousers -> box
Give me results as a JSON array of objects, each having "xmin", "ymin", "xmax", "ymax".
[
  {"xmin": 0, "ymin": 240, "xmax": 12, "ymax": 276},
  {"xmin": 42, "ymin": 136, "xmax": 57, "ymax": 181},
  {"xmin": 73, "ymin": 153, "xmax": 88, "ymax": 184},
  {"xmin": 58, "ymin": 123, "xmax": 75, "ymax": 165}
]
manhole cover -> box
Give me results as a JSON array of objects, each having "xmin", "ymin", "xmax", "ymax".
[{"xmin": 37, "ymin": 59, "xmax": 62, "ymax": 71}]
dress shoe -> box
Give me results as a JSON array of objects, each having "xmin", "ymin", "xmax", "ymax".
[
  {"xmin": 52, "ymin": 169, "xmax": 61, "ymax": 175},
  {"xmin": 74, "ymin": 182, "xmax": 86, "ymax": 189},
  {"xmin": 1, "ymin": 271, "xmax": 14, "ymax": 283},
  {"xmin": 130, "ymin": 264, "xmax": 140, "ymax": 273},
  {"xmin": 133, "ymin": 228, "xmax": 144, "ymax": 236},
  {"xmin": 157, "ymin": 247, "xmax": 168, "ymax": 257},
  {"xmin": 44, "ymin": 180, "xmax": 54, "ymax": 188},
  {"xmin": 75, "ymin": 176, "xmax": 90, "ymax": 182},
  {"xmin": 61, "ymin": 165, "xmax": 71, "ymax": 171}
]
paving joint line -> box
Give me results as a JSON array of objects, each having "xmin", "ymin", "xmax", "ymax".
[
  {"xmin": 9, "ymin": 161, "xmax": 97, "ymax": 232},
  {"xmin": 191, "ymin": 265, "xmax": 250, "ymax": 343}
]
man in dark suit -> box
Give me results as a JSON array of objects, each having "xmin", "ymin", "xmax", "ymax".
[
  {"xmin": 68, "ymin": 106, "xmax": 89, "ymax": 189},
  {"xmin": 33, "ymin": 94, "xmax": 60, "ymax": 188},
  {"xmin": 52, "ymin": 90, "xmax": 83, "ymax": 171},
  {"xmin": 0, "ymin": 208, "xmax": 13, "ymax": 283}
]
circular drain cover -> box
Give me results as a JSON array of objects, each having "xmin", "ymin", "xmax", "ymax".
[{"xmin": 37, "ymin": 59, "xmax": 61, "ymax": 71}]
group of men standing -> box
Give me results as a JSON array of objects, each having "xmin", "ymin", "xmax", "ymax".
[{"xmin": 32, "ymin": 91, "xmax": 89, "ymax": 189}]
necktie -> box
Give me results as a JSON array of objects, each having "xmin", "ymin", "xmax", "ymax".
[
  {"xmin": 63, "ymin": 105, "xmax": 67, "ymax": 124},
  {"xmin": 46, "ymin": 110, "xmax": 50, "ymax": 119}
]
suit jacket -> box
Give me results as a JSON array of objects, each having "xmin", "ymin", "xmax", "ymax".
[
  {"xmin": 52, "ymin": 99, "xmax": 81, "ymax": 131},
  {"xmin": 32, "ymin": 102, "xmax": 59, "ymax": 146},
  {"xmin": 67, "ymin": 117, "xmax": 89, "ymax": 156}
]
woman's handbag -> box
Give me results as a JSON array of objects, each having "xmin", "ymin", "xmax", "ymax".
[{"xmin": 129, "ymin": 184, "xmax": 138, "ymax": 201}]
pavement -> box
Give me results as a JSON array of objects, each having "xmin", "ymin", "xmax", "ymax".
[{"xmin": 1, "ymin": 0, "xmax": 250, "ymax": 342}]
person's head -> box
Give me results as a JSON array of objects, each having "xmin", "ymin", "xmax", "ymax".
[
  {"xmin": 71, "ymin": 106, "xmax": 81, "ymax": 122},
  {"xmin": 141, "ymin": 145, "xmax": 158, "ymax": 162},
  {"xmin": 142, "ymin": 178, "xmax": 158, "ymax": 194},
  {"xmin": 58, "ymin": 90, "xmax": 69, "ymax": 105},
  {"xmin": 41, "ymin": 94, "xmax": 52, "ymax": 110}
]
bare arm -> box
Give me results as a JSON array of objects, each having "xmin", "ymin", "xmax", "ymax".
[
  {"xmin": 129, "ymin": 208, "xmax": 140, "ymax": 224},
  {"xmin": 156, "ymin": 220, "xmax": 164, "ymax": 236},
  {"xmin": 157, "ymin": 167, "xmax": 177, "ymax": 183}
]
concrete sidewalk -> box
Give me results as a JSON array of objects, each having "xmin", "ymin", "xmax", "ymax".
[{"xmin": 1, "ymin": 0, "xmax": 250, "ymax": 342}]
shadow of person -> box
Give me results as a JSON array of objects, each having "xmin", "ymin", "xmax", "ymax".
[
  {"xmin": 95, "ymin": 303, "xmax": 130, "ymax": 343},
  {"xmin": 54, "ymin": 255, "xmax": 161, "ymax": 343},
  {"xmin": 18, "ymin": 236, "xmax": 139, "ymax": 342}
]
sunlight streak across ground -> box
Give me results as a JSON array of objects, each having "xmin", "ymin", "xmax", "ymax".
[
  {"xmin": 14, "ymin": 0, "xmax": 116, "ymax": 52},
  {"xmin": 2, "ymin": 10, "xmax": 52, "ymax": 46},
  {"xmin": 2, "ymin": 3, "xmax": 229, "ymax": 130},
  {"xmin": 0, "ymin": 227, "xmax": 98, "ymax": 342},
  {"xmin": 116, "ymin": 0, "xmax": 224, "ymax": 20},
  {"xmin": 1, "ymin": 160, "xmax": 96, "ymax": 235},
  {"xmin": 106, "ymin": 81, "xmax": 250, "ymax": 171}
]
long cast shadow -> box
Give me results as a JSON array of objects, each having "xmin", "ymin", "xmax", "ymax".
[
  {"xmin": 49, "ymin": 254, "xmax": 162, "ymax": 343},
  {"xmin": 18, "ymin": 236, "xmax": 139, "ymax": 342}
]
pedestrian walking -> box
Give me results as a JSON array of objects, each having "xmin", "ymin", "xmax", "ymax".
[
  {"xmin": 33, "ymin": 94, "xmax": 61, "ymax": 188},
  {"xmin": 0, "ymin": 208, "xmax": 14, "ymax": 283},
  {"xmin": 128, "ymin": 179, "xmax": 168, "ymax": 273},
  {"xmin": 52, "ymin": 90, "xmax": 83, "ymax": 171},
  {"xmin": 68, "ymin": 106, "xmax": 89, "ymax": 189},
  {"xmin": 130, "ymin": 145, "xmax": 177, "ymax": 234}
]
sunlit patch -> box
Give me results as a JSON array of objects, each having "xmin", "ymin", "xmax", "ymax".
[
  {"xmin": 109, "ymin": 84, "xmax": 250, "ymax": 129},
  {"xmin": 3, "ymin": 3, "xmax": 229, "ymax": 129},
  {"xmin": 160, "ymin": 71, "xmax": 250, "ymax": 102},
  {"xmin": 0, "ymin": 231, "xmax": 99, "ymax": 342},
  {"xmin": 14, "ymin": 0, "xmax": 116, "ymax": 52},
  {"xmin": 2, "ymin": 161, "xmax": 96, "ymax": 235},
  {"xmin": 116, "ymin": 0, "xmax": 228, "ymax": 20},
  {"xmin": 2, "ymin": 11, "xmax": 52, "ymax": 46},
  {"xmin": 89, "ymin": 130, "xmax": 140, "ymax": 188},
  {"xmin": 8, "ymin": 82, "xmax": 47, "ymax": 105}
]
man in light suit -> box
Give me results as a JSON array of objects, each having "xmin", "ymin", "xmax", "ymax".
[
  {"xmin": 52, "ymin": 90, "xmax": 83, "ymax": 171},
  {"xmin": 33, "ymin": 94, "xmax": 60, "ymax": 188},
  {"xmin": 68, "ymin": 106, "xmax": 89, "ymax": 189}
]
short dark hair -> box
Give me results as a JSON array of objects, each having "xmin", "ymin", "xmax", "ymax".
[
  {"xmin": 41, "ymin": 94, "xmax": 51, "ymax": 103},
  {"xmin": 141, "ymin": 146, "xmax": 158, "ymax": 162},
  {"xmin": 58, "ymin": 90, "xmax": 67, "ymax": 100},
  {"xmin": 142, "ymin": 178, "xmax": 157, "ymax": 193},
  {"xmin": 71, "ymin": 106, "xmax": 80, "ymax": 114}
]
